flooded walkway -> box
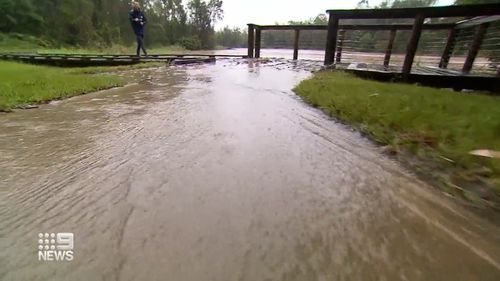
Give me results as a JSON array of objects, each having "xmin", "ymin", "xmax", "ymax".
[{"xmin": 0, "ymin": 60, "xmax": 499, "ymax": 281}]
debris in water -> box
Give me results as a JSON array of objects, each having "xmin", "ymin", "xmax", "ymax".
[
  {"xmin": 18, "ymin": 104, "xmax": 39, "ymax": 110},
  {"xmin": 469, "ymin": 150, "xmax": 500, "ymax": 159}
]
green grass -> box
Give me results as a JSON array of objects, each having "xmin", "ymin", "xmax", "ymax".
[
  {"xmin": 0, "ymin": 61, "xmax": 127, "ymax": 111},
  {"xmin": 294, "ymin": 71, "xmax": 500, "ymax": 207},
  {"xmin": 0, "ymin": 33, "xmax": 185, "ymax": 55}
]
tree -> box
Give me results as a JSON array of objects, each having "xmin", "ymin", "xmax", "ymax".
[
  {"xmin": 0, "ymin": 0, "xmax": 226, "ymax": 50},
  {"xmin": 187, "ymin": 0, "xmax": 223, "ymax": 48},
  {"xmin": 0, "ymin": 0, "xmax": 42, "ymax": 34},
  {"xmin": 216, "ymin": 26, "xmax": 247, "ymax": 48}
]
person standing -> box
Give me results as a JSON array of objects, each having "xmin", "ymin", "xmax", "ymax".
[{"xmin": 130, "ymin": 2, "xmax": 148, "ymax": 57}]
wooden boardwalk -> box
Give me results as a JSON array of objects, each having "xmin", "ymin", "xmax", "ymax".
[
  {"xmin": 0, "ymin": 53, "xmax": 247, "ymax": 67},
  {"xmin": 338, "ymin": 64, "xmax": 500, "ymax": 92},
  {"xmin": 246, "ymin": 4, "xmax": 500, "ymax": 92}
]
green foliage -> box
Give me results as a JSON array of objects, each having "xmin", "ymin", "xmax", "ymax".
[
  {"xmin": 294, "ymin": 71, "xmax": 500, "ymax": 201},
  {"xmin": 177, "ymin": 36, "xmax": 202, "ymax": 50},
  {"xmin": 0, "ymin": 0, "xmax": 42, "ymax": 34},
  {"xmin": 0, "ymin": 0, "xmax": 224, "ymax": 50},
  {"xmin": 0, "ymin": 61, "xmax": 124, "ymax": 111},
  {"xmin": 387, "ymin": 0, "xmax": 437, "ymax": 8},
  {"xmin": 216, "ymin": 26, "xmax": 247, "ymax": 48},
  {"xmin": 187, "ymin": 0, "xmax": 223, "ymax": 48}
]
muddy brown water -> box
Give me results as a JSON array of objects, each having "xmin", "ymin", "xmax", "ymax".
[{"xmin": 0, "ymin": 59, "xmax": 499, "ymax": 281}]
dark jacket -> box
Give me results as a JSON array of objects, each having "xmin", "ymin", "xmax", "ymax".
[{"xmin": 129, "ymin": 9, "xmax": 147, "ymax": 36}]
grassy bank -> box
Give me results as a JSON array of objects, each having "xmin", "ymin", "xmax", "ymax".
[
  {"xmin": 0, "ymin": 61, "xmax": 129, "ymax": 111},
  {"xmin": 0, "ymin": 33, "xmax": 185, "ymax": 55},
  {"xmin": 294, "ymin": 71, "xmax": 500, "ymax": 208}
]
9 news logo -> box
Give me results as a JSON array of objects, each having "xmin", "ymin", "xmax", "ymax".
[{"xmin": 37, "ymin": 232, "xmax": 74, "ymax": 262}]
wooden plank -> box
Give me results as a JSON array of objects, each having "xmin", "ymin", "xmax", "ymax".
[
  {"xmin": 462, "ymin": 23, "xmax": 489, "ymax": 74},
  {"xmin": 247, "ymin": 24, "xmax": 255, "ymax": 58},
  {"xmin": 173, "ymin": 57, "xmax": 216, "ymax": 65},
  {"xmin": 384, "ymin": 29, "xmax": 397, "ymax": 69},
  {"xmin": 293, "ymin": 29, "xmax": 300, "ymax": 60},
  {"xmin": 324, "ymin": 15, "xmax": 339, "ymax": 65},
  {"xmin": 257, "ymin": 25, "xmax": 327, "ymax": 30},
  {"xmin": 439, "ymin": 29, "xmax": 457, "ymax": 69},
  {"xmin": 343, "ymin": 68, "xmax": 500, "ymax": 93},
  {"xmin": 255, "ymin": 28, "xmax": 262, "ymax": 58},
  {"xmin": 402, "ymin": 13, "xmax": 425, "ymax": 76},
  {"xmin": 326, "ymin": 3, "xmax": 500, "ymax": 19}
]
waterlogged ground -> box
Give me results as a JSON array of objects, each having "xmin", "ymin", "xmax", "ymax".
[{"xmin": 0, "ymin": 59, "xmax": 499, "ymax": 281}]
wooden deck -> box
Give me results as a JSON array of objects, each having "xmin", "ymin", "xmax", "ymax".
[
  {"xmin": 339, "ymin": 64, "xmax": 500, "ymax": 92},
  {"xmin": 246, "ymin": 4, "xmax": 500, "ymax": 92}
]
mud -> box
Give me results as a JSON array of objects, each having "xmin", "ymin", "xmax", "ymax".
[{"xmin": 0, "ymin": 59, "xmax": 499, "ymax": 281}]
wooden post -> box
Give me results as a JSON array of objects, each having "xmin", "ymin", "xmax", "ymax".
[
  {"xmin": 293, "ymin": 29, "xmax": 300, "ymax": 60},
  {"xmin": 439, "ymin": 28, "xmax": 457, "ymax": 69},
  {"xmin": 324, "ymin": 14, "xmax": 339, "ymax": 65},
  {"xmin": 255, "ymin": 28, "xmax": 262, "ymax": 58},
  {"xmin": 402, "ymin": 13, "xmax": 425, "ymax": 76},
  {"xmin": 247, "ymin": 24, "xmax": 255, "ymax": 58},
  {"xmin": 462, "ymin": 23, "xmax": 489, "ymax": 74},
  {"xmin": 384, "ymin": 29, "xmax": 397, "ymax": 69},
  {"xmin": 336, "ymin": 30, "xmax": 346, "ymax": 63}
]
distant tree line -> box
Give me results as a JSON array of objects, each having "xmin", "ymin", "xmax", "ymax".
[
  {"xmin": 0, "ymin": 0, "xmax": 223, "ymax": 49},
  {"xmin": 0, "ymin": 0, "xmax": 496, "ymax": 51}
]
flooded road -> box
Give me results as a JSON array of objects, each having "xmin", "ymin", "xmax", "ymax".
[{"xmin": 1, "ymin": 59, "xmax": 499, "ymax": 281}]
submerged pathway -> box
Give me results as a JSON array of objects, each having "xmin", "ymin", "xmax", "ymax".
[{"xmin": 0, "ymin": 59, "xmax": 499, "ymax": 281}]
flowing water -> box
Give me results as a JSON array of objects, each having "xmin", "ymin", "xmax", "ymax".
[{"xmin": 0, "ymin": 59, "xmax": 499, "ymax": 281}]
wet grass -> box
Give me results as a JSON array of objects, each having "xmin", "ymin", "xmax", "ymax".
[
  {"xmin": 294, "ymin": 71, "xmax": 500, "ymax": 208},
  {"xmin": 0, "ymin": 61, "xmax": 129, "ymax": 111},
  {"xmin": 0, "ymin": 34, "xmax": 185, "ymax": 55}
]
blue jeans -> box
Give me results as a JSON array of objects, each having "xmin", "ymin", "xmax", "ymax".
[{"xmin": 136, "ymin": 34, "xmax": 147, "ymax": 56}]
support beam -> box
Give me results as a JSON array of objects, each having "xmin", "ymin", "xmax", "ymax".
[
  {"xmin": 255, "ymin": 28, "xmax": 262, "ymax": 58},
  {"xmin": 247, "ymin": 24, "xmax": 255, "ymax": 58},
  {"xmin": 384, "ymin": 29, "xmax": 397, "ymax": 69},
  {"xmin": 336, "ymin": 30, "xmax": 346, "ymax": 63},
  {"xmin": 324, "ymin": 15, "xmax": 339, "ymax": 65},
  {"xmin": 293, "ymin": 29, "xmax": 300, "ymax": 60},
  {"xmin": 439, "ymin": 29, "xmax": 457, "ymax": 69},
  {"xmin": 402, "ymin": 14, "xmax": 425, "ymax": 76},
  {"xmin": 462, "ymin": 23, "xmax": 489, "ymax": 74},
  {"xmin": 257, "ymin": 23, "xmax": 453, "ymax": 31}
]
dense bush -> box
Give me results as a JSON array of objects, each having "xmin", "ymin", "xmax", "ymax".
[
  {"xmin": 0, "ymin": 0, "xmax": 223, "ymax": 49},
  {"xmin": 177, "ymin": 36, "xmax": 202, "ymax": 50}
]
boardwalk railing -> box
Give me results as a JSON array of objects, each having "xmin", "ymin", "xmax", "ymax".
[
  {"xmin": 247, "ymin": 4, "xmax": 500, "ymax": 91},
  {"xmin": 247, "ymin": 23, "xmax": 455, "ymax": 61},
  {"xmin": 324, "ymin": 3, "xmax": 500, "ymax": 76},
  {"xmin": 0, "ymin": 53, "xmax": 245, "ymax": 67},
  {"xmin": 247, "ymin": 24, "xmax": 328, "ymax": 60}
]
